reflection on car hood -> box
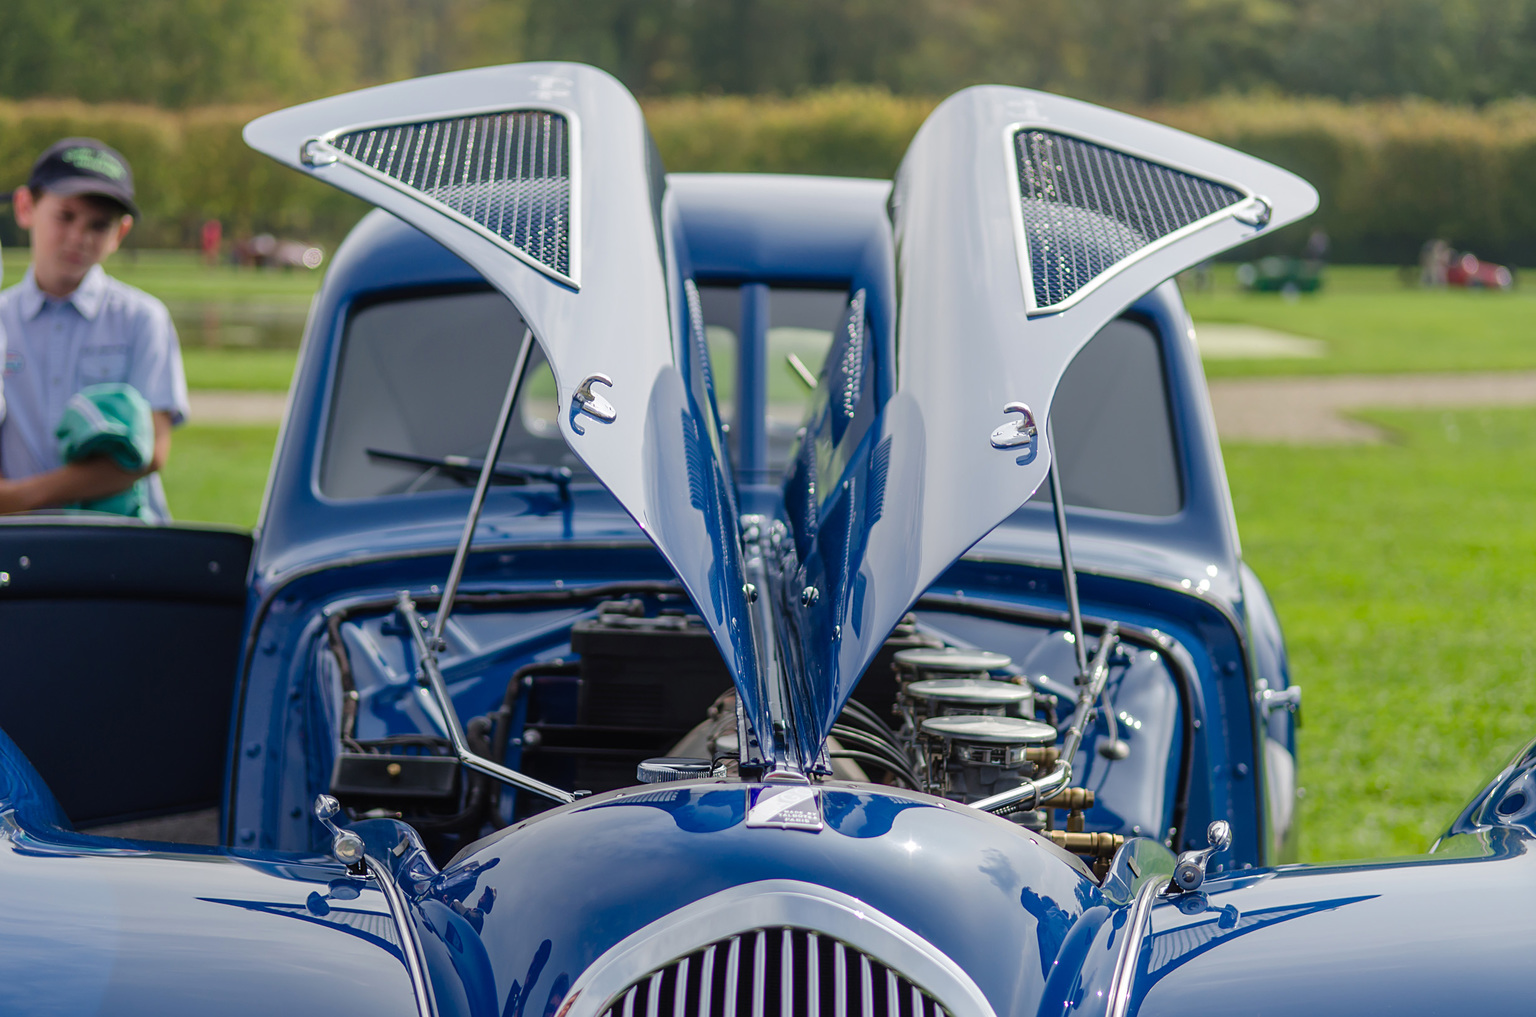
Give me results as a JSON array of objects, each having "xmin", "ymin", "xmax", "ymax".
[{"xmin": 246, "ymin": 66, "xmax": 1316, "ymax": 771}]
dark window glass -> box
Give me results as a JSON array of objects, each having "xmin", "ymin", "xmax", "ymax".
[
  {"xmin": 1030, "ymin": 317, "xmax": 1182, "ymax": 516},
  {"xmin": 697, "ymin": 283, "xmax": 740, "ymax": 434},
  {"xmin": 321, "ymin": 289, "xmax": 589, "ymax": 499},
  {"xmin": 696, "ymin": 284, "xmax": 849, "ymax": 474},
  {"xmin": 766, "ymin": 288, "xmax": 849, "ymax": 470}
]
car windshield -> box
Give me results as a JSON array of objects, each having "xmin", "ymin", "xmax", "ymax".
[
  {"xmin": 320, "ymin": 287, "xmax": 1179, "ymax": 514},
  {"xmin": 696, "ymin": 283, "xmax": 851, "ymax": 479},
  {"xmin": 320, "ymin": 288, "xmax": 590, "ymax": 499}
]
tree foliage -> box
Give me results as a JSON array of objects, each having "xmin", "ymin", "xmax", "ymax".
[{"xmin": 6, "ymin": 0, "xmax": 1536, "ymax": 108}]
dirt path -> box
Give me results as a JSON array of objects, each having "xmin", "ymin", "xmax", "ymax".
[
  {"xmin": 187, "ymin": 372, "xmax": 1536, "ymax": 443},
  {"xmin": 188, "ymin": 390, "xmax": 288, "ymax": 424},
  {"xmin": 1207, "ymin": 372, "xmax": 1536, "ymax": 443}
]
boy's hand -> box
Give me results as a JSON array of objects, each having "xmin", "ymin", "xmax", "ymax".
[{"xmin": 0, "ymin": 412, "xmax": 173, "ymax": 515}]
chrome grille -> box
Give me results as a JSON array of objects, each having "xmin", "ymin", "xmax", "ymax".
[
  {"xmin": 333, "ymin": 110, "xmax": 573, "ymax": 280},
  {"xmin": 598, "ymin": 927, "xmax": 948, "ymax": 1017},
  {"xmin": 1012, "ymin": 129, "xmax": 1241, "ymax": 309}
]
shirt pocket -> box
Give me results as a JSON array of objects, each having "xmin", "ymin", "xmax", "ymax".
[{"xmin": 78, "ymin": 345, "xmax": 131, "ymax": 384}]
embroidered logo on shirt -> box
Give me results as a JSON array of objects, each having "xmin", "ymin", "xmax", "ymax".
[{"xmin": 4, "ymin": 350, "xmax": 22, "ymax": 376}]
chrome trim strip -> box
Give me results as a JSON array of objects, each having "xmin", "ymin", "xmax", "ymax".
[
  {"xmin": 312, "ymin": 101, "xmax": 581, "ymax": 289},
  {"xmin": 1001, "ymin": 121, "xmax": 1252, "ymax": 318},
  {"xmin": 834, "ymin": 942, "xmax": 848, "ymax": 1017},
  {"xmin": 674, "ymin": 955, "xmax": 690, "ymax": 1017},
  {"xmin": 807, "ymin": 933, "xmax": 820, "ymax": 1017},
  {"xmin": 781, "ymin": 929, "xmax": 794, "ymax": 1017},
  {"xmin": 753, "ymin": 932, "xmax": 767, "ymax": 1017},
  {"xmin": 1106, "ymin": 876, "xmax": 1169, "ymax": 1017},
  {"xmin": 365, "ymin": 853, "xmax": 437, "ymax": 1017},
  {"xmin": 701, "ymin": 944, "xmax": 716, "ymax": 1017},
  {"xmin": 559, "ymin": 881, "xmax": 997, "ymax": 1017},
  {"xmin": 645, "ymin": 971, "xmax": 662, "ymax": 1017},
  {"xmin": 724, "ymin": 937, "xmax": 741, "ymax": 1017}
]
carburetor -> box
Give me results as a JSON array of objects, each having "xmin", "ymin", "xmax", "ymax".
[
  {"xmin": 890, "ymin": 646, "xmax": 1062, "ymax": 826},
  {"xmin": 918, "ymin": 714, "xmax": 1059, "ymax": 821}
]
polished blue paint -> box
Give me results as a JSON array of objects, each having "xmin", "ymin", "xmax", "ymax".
[
  {"xmin": 424, "ymin": 783, "xmax": 1105, "ymax": 1017},
  {"xmin": 1133, "ymin": 834, "xmax": 1535, "ymax": 1015},
  {"xmin": 0, "ymin": 729, "xmax": 418, "ymax": 1016}
]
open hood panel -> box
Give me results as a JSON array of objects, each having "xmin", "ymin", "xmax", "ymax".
[
  {"xmin": 248, "ymin": 71, "xmax": 1314, "ymax": 772},
  {"xmin": 244, "ymin": 64, "xmax": 761, "ymax": 725},
  {"xmin": 772, "ymin": 86, "xmax": 1317, "ymax": 761}
]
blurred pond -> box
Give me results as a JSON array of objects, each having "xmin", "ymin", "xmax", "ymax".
[{"xmin": 166, "ymin": 300, "xmax": 310, "ymax": 349}]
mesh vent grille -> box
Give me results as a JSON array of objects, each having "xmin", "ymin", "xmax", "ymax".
[
  {"xmin": 334, "ymin": 110, "xmax": 573, "ymax": 280},
  {"xmin": 599, "ymin": 927, "xmax": 947, "ymax": 1017},
  {"xmin": 1013, "ymin": 129, "xmax": 1241, "ymax": 309}
]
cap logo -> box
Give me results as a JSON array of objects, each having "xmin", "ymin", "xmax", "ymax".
[{"xmin": 61, "ymin": 147, "xmax": 126, "ymax": 180}]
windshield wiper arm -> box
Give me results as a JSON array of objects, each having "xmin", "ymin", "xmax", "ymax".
[{"xmin": 366, "ymin": 447, "xmax": 572, "ymax": 500}]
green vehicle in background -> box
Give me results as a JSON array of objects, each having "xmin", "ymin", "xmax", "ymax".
[{"xmin": 1237, "ymin": 254, "xmax": 1324, "ymax": 294}]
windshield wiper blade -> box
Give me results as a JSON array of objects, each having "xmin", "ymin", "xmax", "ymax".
[{"xmin": 366, "ymin": 447, "xmax": 573, "ymax": 500}]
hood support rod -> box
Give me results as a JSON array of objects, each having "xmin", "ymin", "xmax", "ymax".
[
  {"xmin": 433, "ymin": 326, "xmax": 536, "ymax": 640},
  {"xmin": 391, "ymin": 325, "xmax": 576, "ymax": 806},
  {"xmin": 972, "ymin": 428, "xmax": 1121, "ymax": 817},
  {"xmin": 1045, "ymin": 427, "xmax": 1089, "ymax": 678}
]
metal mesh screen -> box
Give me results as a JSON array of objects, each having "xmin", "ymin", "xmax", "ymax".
[
  {"xmin": 334, "ymin": 110, "xmax": 572, "ymax": 280},
  {"xmin": 598, "ymin": 927, "xmax": 947, "ymax": 1017},
  {"xmin": 1013, "ymin": 129, "xmax": 1241, "ymax": 309}
]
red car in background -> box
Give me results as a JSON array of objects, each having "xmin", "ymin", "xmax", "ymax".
[{"xmin": 1446, "ymin": 251, "xmax": 1514, "ymax": 289}]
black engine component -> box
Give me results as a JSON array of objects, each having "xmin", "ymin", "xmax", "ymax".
[{"xmin": 518, "ymin": 605, "xmax": 735, "ymax": 798}]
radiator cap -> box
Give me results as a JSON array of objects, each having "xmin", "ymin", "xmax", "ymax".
[{"xmin": 637, "ymin": 757, "xmax": 714, "ymax": 784}]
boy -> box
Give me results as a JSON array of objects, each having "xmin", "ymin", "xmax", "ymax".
[{"xmin": 0, "ymin": 138, "xmax": 189, "ymax": 518}]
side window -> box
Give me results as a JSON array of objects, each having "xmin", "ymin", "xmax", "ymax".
[
  {"xmin": 1031, "ymin": 316, "xmax": 1182, "ymax": 515},
  {"xmin": 321, "ymin": 289, "xmax": 589, "ymax": 499}
]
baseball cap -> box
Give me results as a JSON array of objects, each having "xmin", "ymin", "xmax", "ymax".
[{"xmin": 27, "ymin": 138, "xmax": 139, "ymax": 218}]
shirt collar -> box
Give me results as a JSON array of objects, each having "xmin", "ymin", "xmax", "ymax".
[{"xmin": 18, "ymin": 265, "xmax": 108, "ymax": 322}]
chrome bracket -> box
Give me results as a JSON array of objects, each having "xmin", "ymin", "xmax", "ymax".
[
  {"xmin": 314, "ymin": 793, "xmax": 368, "ymax": 875},
  {"xmin": 1231, "ymin": 195, "xmax": 1272, "ymax": 229},
  {"xmin": 1167, "ymin": 820, "xmax": 1232, "ymax": 894},
  {"xmin": 990, "ymin": 402, "xmax": 1039, "ymax": 464},
  {"xmin": 571, "ymin": 373, "xmax": 617, "ymax": 434},
  {"xmin": 299, "ymin": 137, "xmax": 339, "ymax": 167},
  {"xmin": 1256, "ymin": 680, "xmax": 1302, "ymax": 717}
]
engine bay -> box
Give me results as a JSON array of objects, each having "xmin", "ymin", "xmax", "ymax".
[{"xmin": 317, "ymin": 581, "xmax": 1192, "ymax": 877}]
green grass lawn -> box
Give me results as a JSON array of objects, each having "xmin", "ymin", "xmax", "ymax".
[
  {"xmin": 160, "ymin": 424, "xmax": 278, "ymax": 529},
  {"xmin": 1185, "ymin": 264, "xmax": 1536, "ymax": 378},
  {"xmin": 1226, "ymin": 406, "xmax": 1536, "ymax": 862},
  {"xmin": 182, "ymin": 347, "xmax": 301, "ymax": 391},
  {"xmin": 2, "ymin": 248, "xmax": 323, "ymax": 302}
]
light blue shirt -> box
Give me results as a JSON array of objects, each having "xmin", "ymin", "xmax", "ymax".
[{"xmin": 0, "ymin": 265, "xmax": 190, "ymax": 520}]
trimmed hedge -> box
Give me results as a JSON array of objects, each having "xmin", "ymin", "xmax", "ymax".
[
  {"xmin": 0, "ymin": 99, "xmax": 369, "ymax": 250},
  {"xmin": 4, "ymin": 92, "xmax": 1535, "ymax": 264}
]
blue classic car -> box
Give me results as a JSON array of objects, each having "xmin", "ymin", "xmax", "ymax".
[{"xmin": 2, "ymin": 62, "xmax": 1531, "ymax": 1016}]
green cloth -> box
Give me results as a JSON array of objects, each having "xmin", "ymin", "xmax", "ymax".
[{"xmin": 54, "ymin": 383, "xmax": 155, "ymax": 520}]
